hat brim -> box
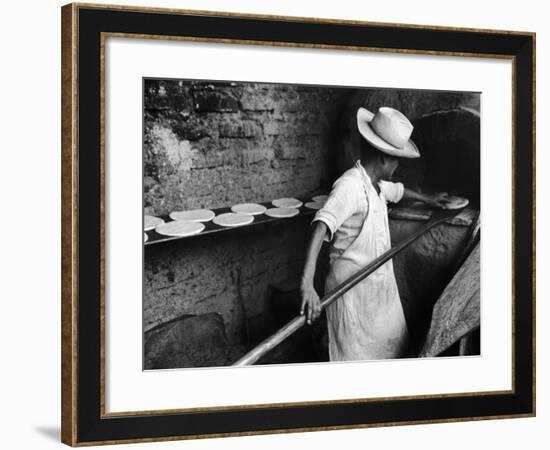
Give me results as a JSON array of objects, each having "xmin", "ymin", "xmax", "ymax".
[{"xmin": 357, "ymin": 107, "xmax": 420, "ymax": 158}]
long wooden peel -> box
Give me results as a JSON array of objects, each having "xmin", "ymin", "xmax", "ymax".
[{"xmin": 233, "ymin": 208, "xmax": 463, "ymax": 366}]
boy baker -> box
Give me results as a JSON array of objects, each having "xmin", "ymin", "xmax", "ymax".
[{"xmin": 300, "ymin": 106, "xmax": 449, "ymax": 361}]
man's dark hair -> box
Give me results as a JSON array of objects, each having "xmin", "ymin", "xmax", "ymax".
[
  {"xmin": 359, "ymin": 138, "xmax": 382, "ymax": 162},
  {"xmin": 359, "ymin": 137, "xmax": 400, "ymax": 167}
]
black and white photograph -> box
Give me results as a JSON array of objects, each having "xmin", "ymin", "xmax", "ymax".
[
  {"xmin": 142, "ymin": 79, "xmax": 481, "ymax": 370},
  {"xmin": 1, "ymin": 0, "xmax": 542, "ymax": 447}
]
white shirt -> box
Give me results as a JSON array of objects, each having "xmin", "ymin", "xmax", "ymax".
[{"xmin": 311, "ymin": 161, "xmax": 409, "ymax": 360}]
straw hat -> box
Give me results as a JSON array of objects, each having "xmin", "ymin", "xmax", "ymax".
[{"xmin": 357, "ymin": 106, "xmax": 420, "ymax": 158}]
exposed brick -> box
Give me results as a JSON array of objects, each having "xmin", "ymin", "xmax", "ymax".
[
  {"xmin": 241, "ymin": 147, "xmax": 272, "ymax": 165},
  {"xmin": 240, "ymin": 87, "xmax": 277, "ymax": 111},
  {"xmin": 193, "ymin": 89, "xmax": 239, "ymax": 112},
  {"xmin": 143, "ymin": 81, "xmax": 349, "ymax": 215},
  {"xmin": 272, "ymin": 135, "xmax": 311, "ymax": 160},
  {"xmin": 219, "ymin": 119, "xmax": 262, "ymax": 138},
  {"xmin": 144, "ymin": 79, "xmax": 194, "ymax": 112},
  {"xmin": 171, "ymin": 118, "xmax": 211, "ymax": 141},
  {"xmin": 191, "ymin": 148, "xmax": 243, "ymax": 170}
]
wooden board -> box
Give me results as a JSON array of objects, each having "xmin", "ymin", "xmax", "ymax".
[
  {"xmin": 144, "ymin": 202, "xmax": 476, "ymax": 247},
  {"xmin": 389, "ymin": 205, "xmax": 477, "ymax": 226},
  {"xmin": 144, "ymin": 202, "xmax": 317, "ymax": 246}
]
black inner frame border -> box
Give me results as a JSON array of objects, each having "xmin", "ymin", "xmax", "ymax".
[{"xmin": 75, "ymin": 5, "xmax": 534, "ymax": 444}]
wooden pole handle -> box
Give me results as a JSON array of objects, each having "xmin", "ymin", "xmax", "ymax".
[{"xmin": 233, "ymin": 208, "xmax": 462, "ymax": 366}]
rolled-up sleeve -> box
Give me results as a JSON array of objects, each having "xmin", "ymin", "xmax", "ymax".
[
  {"xmin": 379, "ymin": 180, "xmax": 404, "ymax": 204},
  {"xmin": 312, "ymin": 177, "xmax": 360, "ymax": 242}
]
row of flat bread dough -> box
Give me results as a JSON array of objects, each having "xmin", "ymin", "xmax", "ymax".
[
  {"xmin": 144, "ymin": 195, "xmax": 328, "ymax": 238},
  {"xmin": 144, "ymin": 215, "xmax": 206, "ymax": 238}
]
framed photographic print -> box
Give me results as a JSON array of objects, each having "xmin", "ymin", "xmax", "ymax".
[{"xmin": 61, "ymin": 2, "xmax": 536, "ymax": 446}]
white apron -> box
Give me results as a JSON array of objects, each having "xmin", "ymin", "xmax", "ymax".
[{"xmin": 325, "ymin": 164, "xmax": 410, "ymax": 361}]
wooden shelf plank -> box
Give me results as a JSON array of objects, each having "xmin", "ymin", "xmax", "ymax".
[{"xmin": 389, "ymin": 203, "xmax": 477, "ymax": 226}]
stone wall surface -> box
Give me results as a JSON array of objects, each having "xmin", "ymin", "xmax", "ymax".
[
  {"xmin": 143, "ymin": 80, "xmax": 480, "ymax": 368},
  {"xmin": 144, "ymin": 79, "xmax": 353, "ymax": 216},
  {"xmin": 144, "ymin": 218, "xmax": 312, "ymax": 336},
  {"xmin": 144, "ymin": 216, "xmax": 330, "ymax": 367}
]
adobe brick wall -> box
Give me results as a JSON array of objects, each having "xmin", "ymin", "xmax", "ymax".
[{"xmin": 144, "ymin": 80, "xmax": 353, "ymax": 216}]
